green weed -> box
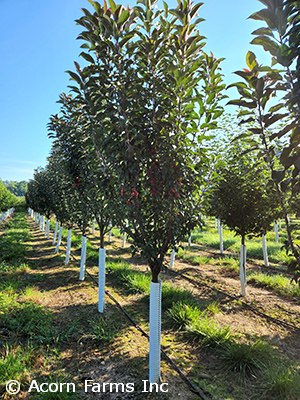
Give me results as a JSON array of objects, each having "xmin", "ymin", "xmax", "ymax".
[
  {"xmin": 167, "ymin": 302, "xmax": 202, "ymax": 329},
  {"xmin": 259, "ymin": 365, "xmax": 300, "ymax": 400},
  {"xmin": 186, "ymin": 317, "xmax": 232, "ymax": 348},
  {"xmin": 0, "ymin": 345, "xmax": 32, "ymax": 384},
  {"xmin": 81, "ymin": 316, "xmax": 118, "ymax": 343},
  {"xmin": 123, "ymin": 272, "xmax": 151, "ymax": 294},
  {"xmin": 162, "ymin": 284, "xmax": 196, "ymax": 310},
  {"xmin": 218, "ymin": 340, "xmax": 274, "ymax": 381},
  {"xmin": 0, "ymin": 301, "xmax": 55, "ymax": 344}
]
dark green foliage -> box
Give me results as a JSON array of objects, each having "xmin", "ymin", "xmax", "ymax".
[
  {"xmin": 207, "ymin": 145, "xmax": 281, "ymax": 241},
  {"xmin": 46, "ymin": 0, "xmax": 226, "ymax": 281}
]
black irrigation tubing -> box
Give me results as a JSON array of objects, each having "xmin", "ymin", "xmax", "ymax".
[
  {"xmin": 166, "ymin": 267, "xmax": 300, "ymax": 333},
  {"xmin": 82, "ymin": 268, "xmax": 210, "ymax": 400},
  {"xmin": 30, "ymin": 218, "xmax": 209, "ymax": 400},
  {"xmin": 83, "ymin": 227, "xmax": 300, "ymax": 332}
]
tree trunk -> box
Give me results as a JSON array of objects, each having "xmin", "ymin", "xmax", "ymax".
[
  {"xmin": 53, "ymin": 222, "xmax": 59, "ymax": 245},
  {"xmin": 170, "ymin": 249, "xmax": 176, "ymax": 269},
  {"xmin": 98, "ymin": 247, "xmax": 106, "ymax": 313},
  {"xmin": 274, "ymin": 221, "xmax": 279, "ymax": 243},
  {"xmin": 79, "ymin": 235, "xmax": 87, "ymax": 281},
  {"xmin": 219, "ymin": 221, "xmax": 223, "ymax": 255},
  {"xmin": 65, "ymin": 229, "xmax": 72, "ymax": 265},
  {"xmin": 55, "ymin": 226, "xmax": 63, "ymax": 254},
  {"xmin": 262, "ymin": 233, "xmax": 269, "ymax": 267},
  {"xmin": 240, "ymin": 236, "xmax": 247, "ymax": 296},
  {"xmin": 149, "ymin": 280, "xmax": 162, "ymax": 383}
]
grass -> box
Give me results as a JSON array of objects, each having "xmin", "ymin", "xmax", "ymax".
[
  {"xmin": 167, "ymin": 301, "xmax": 220, "ymax": 330},
  {"xmin": 21, "ymin": 212, "xmax": 300, "ymax": 400},
  {"xmin": 0, "ymin": 345, "xmax": 32, "ymax": 384},
  {"xmin": 186, "ymin": 317, "xmax": 232, "ymax": 348},
  {"xmin": 218, "ymin": 340, "xmax": 274, "ymax": 381},
  {"xmin": 259, "ymin": 365, "xmax": 300, "ymax": 400},
  {"xmin": 0, "ymin": 261, "xmax": 30, "ymax": 273},
  {"xmin": 161, "ymin": 284, "xmax": 196, "ymax": 310},
  {"xmin": 248, "ymin": 272, "xmax": 300, "ymax": 298},
  {"xmin": 0, "ymin": 301, "xmax": 55, "ymax": 344},
  {"xmin": 123, "ymin": 271, "xmax": 151, "ymax": 294},
  {"xmin": 81, "ymin": 316, "xmax": 118, "ymax": 343},
  {"xmin": 167, "ymin": 302, "xmax": 202, "ymax": 329},
  {"xmin": 178, "ymin": 248, "xmax": 239, "ymax": 271},
  {"xmin": 192, "ymin": 223, "xmax": 291, "ymax": 265}
]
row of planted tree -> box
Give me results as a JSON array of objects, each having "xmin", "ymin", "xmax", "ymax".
[
  {"xmin": 25, "ymin": 0, "xmax": 300, "ymax": 384},
  {"xmin": 0, "ymin": 180, "xmax": 22, "ymax": 214}
]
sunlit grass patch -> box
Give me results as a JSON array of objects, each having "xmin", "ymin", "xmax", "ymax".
[
  {"xmin": 0, "ymin": 345, "xmax": 33, "ymax": 385},
  {"xmin": 186, "ymin": 317, "xmax": 232, "ymax": 348},
  {"xmin": 248, "ymin": 272, "xmax": 300, "ymax": 298},
  {"xmin": 21, "ymin": 286, "xmax": 43, "ymax": 302},
  {"xmin": 162, "ymin": 284, "xmax": 196, "ymax": 310},
  {"xmin": 123, "ymin": 271, "xmax": 151, "ymax": 294},
  {"xmin": 167, "ymin": 302, "xmax": 202, "ymax": 329}
]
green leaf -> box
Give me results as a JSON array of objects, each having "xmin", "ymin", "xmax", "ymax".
[
  {"xmin": 248, "ymin": 9, "xmax": 278, "ymax": 30},
  {"xmin": 251, "ymin": 27, "xmax": 274, "ymax": 37},
  {"xmin": 251, "ymin": 36, "xmax": 279, "ymax": 56},
  {"xmin": 263, "ymin": 113, "xmax": 289, "ymax": 128},
  {"xmin": 66, "ymin": 71, "xmax": 82, "ymax": 85},
  {"xmin": 80, "ymin": 52, "xmax": 95, "ymax": 63},
  {"xmin": 118, "ymin": 9, "xmax": 130, "ymax": 25},
  {"xmin": 109, "ymin": 0, "xmax": 117, "ymax": 12},
  {"xmin": 190, "ymin": 3, "xmax": 204, "ymax": 18},
  {"xmin": 227, "ymin": 99, "xmax": 257, "ymax": 109},
  {"xmin": 246, "ymin": 51, "xmax": 258, "ymax": 70},
  {"xmin": 268, "ymin": 103, "xmax": 284, "ymax": 113}
]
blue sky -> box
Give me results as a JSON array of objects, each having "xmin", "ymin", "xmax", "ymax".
[{"xmin": 0, "ymin": 0, "xmax": 268, "ymax": 181}]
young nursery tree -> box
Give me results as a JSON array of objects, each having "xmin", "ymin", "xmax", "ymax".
[
  {"xmin": 230, "ymin": 0, "xmax": 300, "ymax": 281},
  {"xmin": 228, "ymin": 48, "xmax": 300, "ymax": 283},
  {"xmin": 48, "ymin": 92, "xmax": 119, "ymax": 302},
  {"xmin": 72, "ymin": 0, "xmax": 225, "ymax": 382},
  {"xmin": 207, "ymin": 145, "xmax": 281, "ymax": 296}
]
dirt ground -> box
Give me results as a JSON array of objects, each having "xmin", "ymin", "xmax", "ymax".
[{"xmin": 9, "ymin": 217, "xmax": 300, "ymax": 399}]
